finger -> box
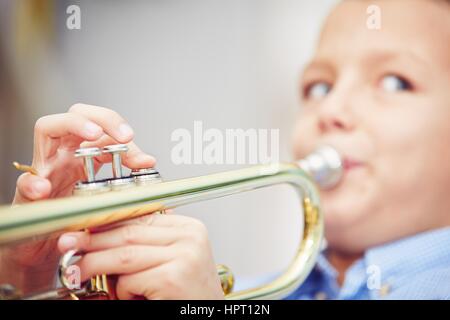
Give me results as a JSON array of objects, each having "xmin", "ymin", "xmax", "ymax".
[
  {"xmin": 13, "ymin": 173, "xmax": 52, "ymax": 204},
  {"xmin": 76, "ymin": 245, "xmax": 171, "ymax": 281},
  {"xmin": 34, "ymin": 113, "xmax": 103, "ymax": 154},
  {"xmin": 81, "ymin": 135, "xmax": 156, "ymax": 168},
  {"xmin": 115, "ymin": 267, "xmax": 163, "ymax": 300},
  {"xmin": 58, "ymin": 214, "xmax": 197, "ymax": 252},
  {"xmin": 59, "ymin": 225, "xmax": 180, "ymax": 252},
  {"xmin": 122, "ymin": 141, "xmax": 156, "ymax": 168},
  {"xmin": 33, "ymin": 113, "xmax": 104, "ymax": 161},
  {"xmin": 57, "ymin": 231, "xmax": 85, "ymax": 253},
  {"xmin": 68, "ymin": 104, "xmax": 134, "ymax": 144}
]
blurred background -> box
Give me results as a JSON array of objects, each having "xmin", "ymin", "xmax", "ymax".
[{"xmin": 0, "ymin": 0, "xmax": 337, "ymax": 285}]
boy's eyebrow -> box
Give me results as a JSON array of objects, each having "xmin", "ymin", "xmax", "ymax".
[
  {"xmin": 301, "ymin": 60, "xmax": 334, "ymax": 79},
  {"xmin": 364, "ymin": 50, "xmax": 431, "ymax": 70},
  {"xmin": 303, "ymin": 60, "xmax": 332, "ymax": 72},
  {"xmin": 301, "ymin": 50, "xmax": 431, "ymax": 79}
]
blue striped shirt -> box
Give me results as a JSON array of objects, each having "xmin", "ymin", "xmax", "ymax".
[{"xmin": 285, "ymin": 226, "xmax": 450, "ymax": 300}]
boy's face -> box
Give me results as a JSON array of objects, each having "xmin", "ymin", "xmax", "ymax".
[{"xmin": 293, "ymin": 0, "xmax": 450, "ymax": 253}]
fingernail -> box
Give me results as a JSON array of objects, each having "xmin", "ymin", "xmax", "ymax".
[
  {"xmin": 84, "ymin": 122, "xmax": 102, "ymax": 137},
  {"xmin": 118, "ymin": 123, "xmax": 134, "ymax": 140},
  {"xmin": 60, "ymin": 235, "xmax": 77, "ymax": 249}
]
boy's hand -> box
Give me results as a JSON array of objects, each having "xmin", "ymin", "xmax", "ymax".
[
  {"xmin": 58, "ymin": 214, "xmax": 225, "ymax": 300},
  {"xmin": 14, "ymin": 103, "xmax": 155, "ymax": 204},
  {"xmin": 1, "ymin": 104, "xmax": 155, "ymax": 293}
]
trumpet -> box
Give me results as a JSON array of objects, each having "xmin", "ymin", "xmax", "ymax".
[{"xmin": 0, "ymin": 145, "xmax": 342, "ymax": 300}]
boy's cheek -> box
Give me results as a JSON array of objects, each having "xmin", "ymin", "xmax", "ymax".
[
  {"xmin": 291, "ymin": 116, "xmax": 320, "ymax": 159},
  {"xmin": 361, "ymin": 149, "xmax": 442, "ymax": 239}
]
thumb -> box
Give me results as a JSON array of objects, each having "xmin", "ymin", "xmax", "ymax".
[{"xmin": 13, "ymin": 173, "xmax": 52, "ymax": 204}]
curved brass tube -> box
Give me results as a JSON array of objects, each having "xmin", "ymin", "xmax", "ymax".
[{"xmin": 0, "ymin": 147, "xmax": 341, "ymax": 300}]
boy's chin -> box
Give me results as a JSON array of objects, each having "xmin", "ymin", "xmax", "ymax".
[
  {"xmin": 323, "ymin": 203, "xmax": 358, "ymax": 232},
  {"xmin": 320, "ymin": 177, "xmax": 374, "ymax": 224},
  {"xmin": 321, "ymin": 193, "xmax": 373, "ymax": 250}
]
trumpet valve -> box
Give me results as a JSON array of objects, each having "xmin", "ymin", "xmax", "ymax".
[
  {"xmin": 102, "ymin": 144, "xmax": 136, "ymax": 190},
  {"xmin": 74, "ymin": 147, "xmax": 110, "ymax": 195},
  {"xmin": 75, "ymin": 147, "xmax": 101, "ymax": 183},
  {"xmin": 102, "ymin": 144, "xmax": 128, "ymax": 179},
  {"xmin": 131, "ymin": 168, "xmax": 162, "ymax": 185}
]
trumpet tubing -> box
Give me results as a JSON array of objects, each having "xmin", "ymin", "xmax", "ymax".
[{"xmin": 0, "ymin": 146, "xmax": 342, "ymax": 300}]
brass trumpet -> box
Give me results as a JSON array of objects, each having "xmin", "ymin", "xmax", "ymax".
[{"xmin": 0, "ymin": 145, "xmax": 342, "ymax": 300}]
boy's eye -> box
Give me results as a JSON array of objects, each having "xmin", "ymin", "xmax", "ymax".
[
  {"xmin": 304, "ymin": 82, "xmax": 331, "ymax": 99},
  {"xmin": 380, "ymin": 75, "xmax": 412, "ymax": 92}
]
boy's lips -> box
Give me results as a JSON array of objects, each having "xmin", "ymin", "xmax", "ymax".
[{"xmin": 342, "ymin": 157, "xmax": 365, "ymax": 171}]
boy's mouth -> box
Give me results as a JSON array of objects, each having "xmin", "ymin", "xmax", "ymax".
[{"xmin": 342, "ymin": 157, "xmax": 365, "ymax": 171}]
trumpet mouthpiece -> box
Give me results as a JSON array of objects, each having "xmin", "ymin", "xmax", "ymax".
[{"xmin": 297, "ymin": 145, "xmax": 343, "ymax": 189}]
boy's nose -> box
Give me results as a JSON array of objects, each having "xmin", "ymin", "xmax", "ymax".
[
  {"xmin": 317, "ymin": 96, "xmax": 355, "ymax": 134},
  {"xmin": 318, "ymin": 117, "xmax": 347, "ymax": 132}
]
